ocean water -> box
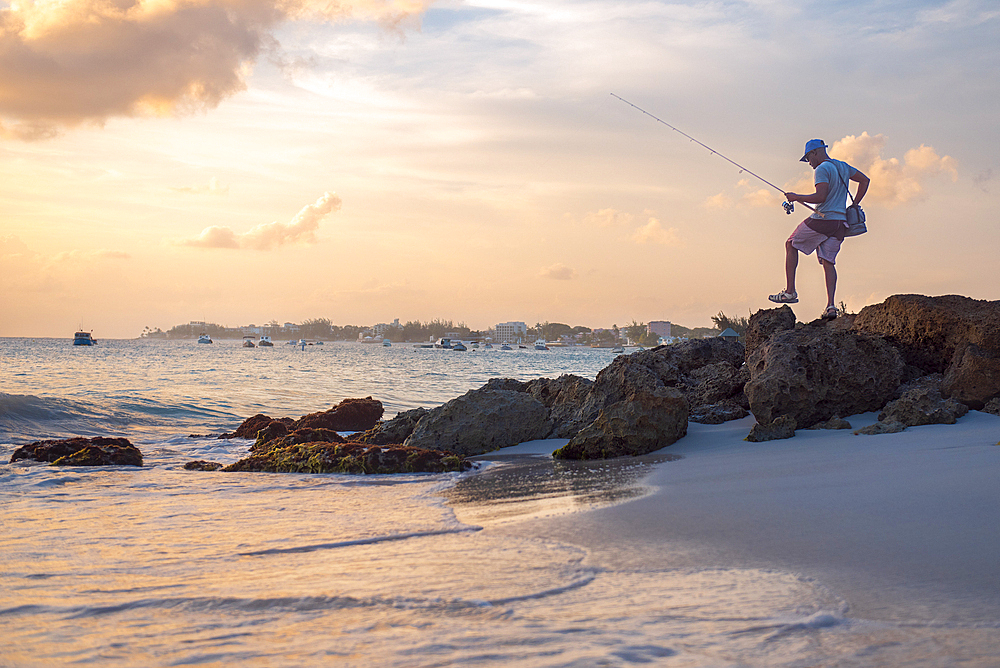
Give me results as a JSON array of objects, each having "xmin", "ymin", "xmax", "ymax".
[{"xmin": 2, "ymin": 338, "xmax": 998, "ymax": 667}]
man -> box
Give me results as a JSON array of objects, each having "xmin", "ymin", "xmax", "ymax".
[{"xmin": 769, "ymin": 139, "xmax": 870, "ymax": 319}]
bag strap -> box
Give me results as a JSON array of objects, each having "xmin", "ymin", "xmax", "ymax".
[{"xmin": 836, "ymin": 161, "xmax": 857, "ymax": 205}]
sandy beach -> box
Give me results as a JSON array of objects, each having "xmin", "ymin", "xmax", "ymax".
[{"xmin": 478, "ymin": 410, "xmax": 1000, "ymax": 626}]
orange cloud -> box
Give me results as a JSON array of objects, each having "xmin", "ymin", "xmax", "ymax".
[
  {"xmin": 0, "ymin": 0, "xmax": 431, "ymax": 137},
  {"xmin": 831, "ymin": 132, "xmax": 958, "ymax": 207},
  {"xmin": 538, "ymin": 263, "xmax": 576, "ymax": 280},
  {"xmin": 181, "ymin": 191, "xmax": 342, "ymax": 250}
]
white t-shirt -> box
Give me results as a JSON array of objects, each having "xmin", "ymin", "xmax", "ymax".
[{"xmin": 812, "ymin": 159, "xmax": 856, "ymax": 221}]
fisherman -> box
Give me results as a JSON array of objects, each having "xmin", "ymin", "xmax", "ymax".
[{"xmin": 769, "ymin": 139, "xmax": 870, "ymax": 319}]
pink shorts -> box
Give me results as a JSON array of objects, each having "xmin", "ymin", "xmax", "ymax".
[{"xmin": 788, "ymin": 220, "xmax": 844, "ymax": 265}]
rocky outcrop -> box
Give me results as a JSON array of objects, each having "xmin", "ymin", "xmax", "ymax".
[
  {"xmin": 524, "ymin": 375, "xmax": 595, "ymax": 437},
  {"xmin": 745, "ymin": 415, "xmax": 797, "ymax": 442},
  {"xmin": 404, "ymin": 389, "xmax": 552, "ymax": 456},
  {"xmin": 562, "ymin": 339, "xmax": 744, "ymax": 435},
  {"xmin": 10, "ymin": 436, "xmax": 142, "ymax": 467},
  {"xmin": 746, "ymin": 324, "xmax": 904, "ymax": 428},
  {"xmin": 984, "ymin": 397, "xmax": 1000, "ymax": 416},
  {"xmin": 745, "ymin": 306, "xmax": 796, "ymax": 359},
  {"xmin": 184, "ymin": 460, "xmax": 223, "ymax": 471},
  {"xmin": 349, "ymin": 408, "xmax": 428, "ymax": 445},
  {"xmin": 255, "ymin": 427, "xmax": 346, "ymax": 453},
  {"xmin": 941, "ymin": 343, "xmax": 1000, "ymax": 410},
  {"xmin": 221, "ymin": 414, "xmax": 293, "ymax": 440},
  {"xmin": 295, "ymin": 397, "xmax": 384, "ymax": 431},
  {"xmin": 553, "ymin": 386, "xmax": 688, "ymax": 460},
  {"xmin": 224, "ymin": 442, "xmax": 471, "ymax": 474},
  {"xmin": 806, "ymin": 416, "xmax": 852, "ymax": 430},
  {"xmin": 853, "ymin": 294, "xmax": 1000, "ymax": 408},
  {"xmin": 877, "ymin": 375, "xmax": 969, "ymax": 427}
]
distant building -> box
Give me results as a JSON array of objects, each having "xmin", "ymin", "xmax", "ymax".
[
  {"xmin": 373, "ymin": 319, "xmax": 400, "ymax": 337},
  {"xmin": 648, "ymin": 321, "xmax": 672, "ymax": 338},
  {"xmin": 719, "ymin": 328, "xmax": 740, "ymax": 342},
  {"xmin": 495, "ymin": 321, "xmax": 527, "ymax": 344}
]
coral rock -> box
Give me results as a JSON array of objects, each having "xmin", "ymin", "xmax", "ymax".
[
  {"xmin": 10, "ymin": 436, "xmax": 142, "ymax": 467},
  {"xmin": 745, "ymin": 415, "xmax": 797, "ymax": 442},
  {"xmin": 745, "ymin": 326, "xmax": 904, "ymax": 428},
  {"xmin": 294, "ymin": 397, "xmax": 384, "ymax": 432},
  {"xmin": 224, "ymin": 441, "xmax": 471, "ymax": 474},
  {"xmin": 554, "ymin": 387, "xmax": 688, "ymax": 460},
  {"xmin": 404, "ymin": 389, "xmax": 551, "ymax": 456}
]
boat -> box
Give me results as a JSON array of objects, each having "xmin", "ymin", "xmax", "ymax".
[
  {"xmin": 434, "ymin": 338, "xmax": 453, "ymax": 349},
  {"xmin": 383, "ymin": 339, "xmax": 391, "ymax": 347},
  {"xmin": 534, "ymin": 340, "xmax": 549, "ymax": 350},
  {"xmin": 452, "ymin": 342, "xmax": 467, "ymax": 351},
  {"xmin": 197, "ymin": 333, "xmax": 213, "ymax": 344},
  {"xmin": 73, "ymin": 331, "xmax": 97, "ymax": 346},
  {"xmin": 484, "ymin": 342, "xmax": 493, "ymax": 349},
  {"xmin": 500, "ymin": 343, "xmax": 512, "ymax": 351},
  {"xmin": 612, "ymin": 345, "xmax": 625, "ymax": 353},
  {"xmin": 258, "ymin": 336, "xmax": 273, "ymax": 347},
  {"xmin": 243, "ymin": 335, "xmax": 256, "ymax": 348}
]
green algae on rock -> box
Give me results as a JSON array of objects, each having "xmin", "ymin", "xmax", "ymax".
[{"xmin": 223, "ymin": 441, "xmax": 472, "ymax": 474}]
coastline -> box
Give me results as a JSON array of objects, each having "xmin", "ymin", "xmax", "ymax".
[{"xmin": 483, "ymin": 410, "xmax": 1000, "ymax": 625}]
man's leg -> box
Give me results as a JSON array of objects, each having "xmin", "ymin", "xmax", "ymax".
[
  {"xmin": 821, "ymin": 258, "xmax": 837, "ymax": 308},
  {"xmin": 785, "ymin": 238, "xmax": 799, "ymax": 294}
]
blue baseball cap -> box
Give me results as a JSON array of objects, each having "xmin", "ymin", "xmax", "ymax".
[{"xmin": 800, "ymin": 139, "xmax": 828, "ymax": 162}]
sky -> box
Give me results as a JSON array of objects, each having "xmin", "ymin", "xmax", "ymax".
[{"xmin": 1, "ymin": 0, "xmax": 997, "ymax": 338}]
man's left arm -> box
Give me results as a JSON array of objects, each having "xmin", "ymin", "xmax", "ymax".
[
  {"xmin": 784, "ymin": 182, "xmax": 829, "ymax": 205},
  {"xmin": 851, "ymin": 169, "xmax": 870, "ymax": 205}
]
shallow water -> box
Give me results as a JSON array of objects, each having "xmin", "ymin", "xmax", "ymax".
[{"xmin": 2, "ymin": 337, "xmax": 999, "ymax": 666}]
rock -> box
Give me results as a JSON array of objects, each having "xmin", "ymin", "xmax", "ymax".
[
  {"xmin": 853, "ymin": 294, "xmax": 1000, "ymax": 375},
  {"xmin": 856, "ymin": 421, "xmax": 907, "ymax": 435},
  {"xmin": 223, "ymin": 441, "xmax": 472, "ymax": 474},
  {"xmin": 563, "ymin": 339, "xmax": 744, "ymax": 434},
  {"xmin": 983, "ymin": 397, "xmax": 1000, "ymax": 416},
  {"xmin": 553, "ymin": 386, "xmax": 688, "ymax": 460},
  {"xmin": 404, "ymin": 389, "xmax": 552, "ymax": 456},
  {"xmin": 745, "ymin": 306, "xmax": 797, "ymax": 360},
  {"xmin": 10, "ymin": 436, "xmax": 142, "ymax": 466},
  {"xmin": 745, "ymin": 326, "xmax": 904, "ymax": 428},
  {"xmin": 806, "ymin": 416, "xmax": 853, "ymax": 430},
  {"xmin": 941, "ymin": 343, "xmax": 1000, "ymax": 410},
  {"xmin": 745, "ymin": 415, "xmax": 797, "ymax": 442},
  {"xmin": 350, "ymin": 408, "xmax": 428, "ymax": 445},
  {"xmin": 689, "ymin": 400, "xmax": 749, "ymax": 425},
  {"xmin": 295, "ymin": 397, "xmax": 384, "ymax": 431},
  {"xmin": 255, "ymin": 427, "xmax": 346, "ymax": 453},
  {"xmin": 184, "ymin": 460, "xmax": 223, "ymax": 471},
  {"xmin": 878, "ymin": 383, "xmax": 969, "ymax": 427},
  {"xmin": 523, "ymin": 375, "xmax": 595, "ymax": 438},
  {"xmin": 250, "ymin": 420, "xmax": 292, "ymax": 450},
  {"xmin": 221, "ymin": 414, "xmax": 293, "ymax": 440}
]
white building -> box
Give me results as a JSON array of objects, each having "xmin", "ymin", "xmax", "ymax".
[
  {"xmin": 494, "ymin": 321, "xmax": 527, "ymax": 344},
  {"xmin": 373, "ymin": 319, "xmax": 400, "ymax": 337}
]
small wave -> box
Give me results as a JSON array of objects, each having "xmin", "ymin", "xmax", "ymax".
[
  {"xmin": 733, "ymin": 611, "xmax": 847, "ymax": 641},
  {"xmin": 240, "ymin": 526, "xmax": 483, "ymax": 556}
]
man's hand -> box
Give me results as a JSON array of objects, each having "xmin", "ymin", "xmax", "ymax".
[{"xmin": 784, "ymin": 192, "xmax": 799, "ymax": 203}]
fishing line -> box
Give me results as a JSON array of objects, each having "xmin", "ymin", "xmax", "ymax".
[{"xmin": 611, "ymin": 93, "xmax": 815, "ymax": 214}]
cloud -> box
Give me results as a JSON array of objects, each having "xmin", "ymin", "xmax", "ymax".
[
  {"xmin": 0, "ymin": 0, "xmax": 431, "ymax": 137},
  {"xmin": 539, "ymin": 263, "xmax": 576, "ymax": 280},
  {"xmin": 585, "ymin": 208, "xmax": 634, "ymax": 227},
  {"xmin": 181, "ymin": 191, "xmax": 342, "ymax": 250},
  {"xmin": 171, "ymin": 177, "xmax": 230, "ymax": 195},
  {"xmin": 631, "ymin": 216, "xmax": 681, "ymax": 246},
  {"xmin": 704, "ymin": 193, "xmax": 733, "ymax": 210},
  {"xmin": 705, "ymin": 180, "xmax": 779, "ymax": 210},
  {"xmin": 831, "ymin": 132, "xmax": 958, "ymax": 207}
]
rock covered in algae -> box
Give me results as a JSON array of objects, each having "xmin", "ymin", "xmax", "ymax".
[
  {"xmin": 223, "ymin": 441, "xmax": 472, "ymax": 475},
  {"xmin": 10, "ymin": 436, "xmax": 142, "ymax": 467}
]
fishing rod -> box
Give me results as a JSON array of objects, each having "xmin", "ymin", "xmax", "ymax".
[{"xmin": 611, "ymin": 93, "xmax": 814, "ymax": 215}]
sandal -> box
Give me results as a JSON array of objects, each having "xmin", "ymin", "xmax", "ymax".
[
  {"xmin": 821, "ymin": 305, "xmax": 838, "ymax": 320},
  {"xmin": 768, "ymin": 290, "xmax": 798, "ymax": 304}
]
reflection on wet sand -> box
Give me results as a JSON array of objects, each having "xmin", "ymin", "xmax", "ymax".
[{"xmin": 444, "ymin": 452, "xmax": 682, "ymax": 525}]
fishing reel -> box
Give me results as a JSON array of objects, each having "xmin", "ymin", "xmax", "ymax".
[{"xmin": 782, "ymin": 201, "xmax": 794, "ymax": 215}]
